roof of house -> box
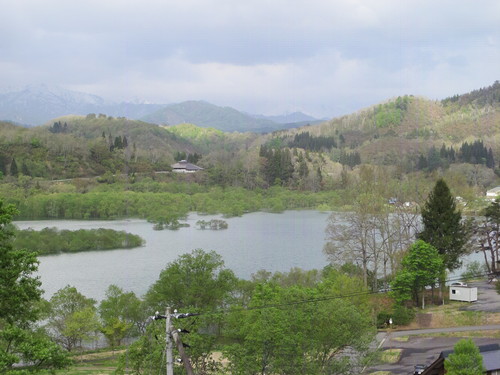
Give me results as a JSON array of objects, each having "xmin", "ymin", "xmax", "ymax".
[
  {"xmin": 482, "ymin": 349, "xmax": 500, "ymax": 371},
  {"xmin": 171, "ymin": 160, "xmax": 203, "ymax": 171}
]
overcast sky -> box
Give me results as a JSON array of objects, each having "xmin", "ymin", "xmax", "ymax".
[{"xmin": 1, "ymin": 0, "xmax": 498, "ymax": 118}]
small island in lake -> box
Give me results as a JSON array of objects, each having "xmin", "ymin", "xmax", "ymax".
[
  {"xmin": 196, "ymin": 219, "xmax": 228, "ymax": 230},
  {"xmin": 13, "ymin": 227, "xmax": 144, "ymax": 255}
]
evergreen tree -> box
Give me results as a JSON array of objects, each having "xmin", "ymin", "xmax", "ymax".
[
  {"xmin": 298, "ymin": 157, "xmax": 309, "ymax": 178},
  {"xmin": 279, "ymin": 149, "xmax": 294, "ymax": 183},
  {"xmin": 114, "ymin": 136, "xmax": 123, "ymax": 150},
  {"xmin": 427, "ymin": 146, "xmax": 441, "ymax": 171},
  {"xmin": 108, "ymin": 134, "xmax": 114, "ymax": 151},
  {"xmin": 487, "ymin": 148, "xmax": 495, "ymax": 169},
  {"xmin": 449, "ymin": 147, "xmax": 456, "ymax": 162},
  {"xmin": 418, "ymin": 178, "xmax": 468, "ymax": 271},
  {"xmin": 50, "ymin": 121, "xmax": 62, "ymax": 133},
  {"xmin": 316, "ymin": 167, "xmax": 323, "ymax": 185},
  {"xmin": 21, "ymin": 161, "xmax": 30, "ymax": 176},
  {"xmin": 417, "ymin": 155, "xmax": 427, "ymax": 170},
  {"xmin": 0, "ymin": 155, "xmax": 7, "ymax": 176},
  {"xmin": 10, "ymin": 158, "xmax": 18, "ymax": 177}
]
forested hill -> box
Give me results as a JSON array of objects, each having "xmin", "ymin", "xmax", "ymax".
[
  {"xmin": 0, "ymin": 115, "xmax": 202, "ymax": 179},
  {"xmin": 1, "ymin": 81, "xmax": 500, "ymax": 201},
  {"xmin": 0, "ymin": 114, "xmax": 262, "ymax": 180},
  {"xmin": 142, "ymin": 100, "xmax": 282, "ymax": 133},
  {"xmin": 442, "ymin": 80, "xmax": 500, "ymax": 107},
  {"xmin": 266, "ymin": 81, "xmax": 500, "ymax": 167}
]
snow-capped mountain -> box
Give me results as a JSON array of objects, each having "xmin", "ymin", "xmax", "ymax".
[{"xmin": 0, "ymin": 84, "xmax": 162, "ymax": 126}]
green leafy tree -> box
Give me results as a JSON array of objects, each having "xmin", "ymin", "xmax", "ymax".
[
  {"xmin": 444, "ymin": 339, "xmax": 485, "ymax": 375},
  {"xmin": 0, "ymin": 200, "xmax": 69, "ymax": 372},
  {"xmin": 47, "ymin": 285, "xmax": 98, "ymax": 351},
  {"xmin": 124, "ymin": 309, "xmax": 225, "ymax": 375},
  {"xmin": 128, "ymin": 250, "xmax": 237, "ymax": 374},
  {"xmin": 418, "ymin": 178, "xmax": 468, "ymax": 271},
  {"xmin": 144, "ymin": 249, "xmax": 237, "ymax": 311},
  {"xmin": 391, "ymin": 240, "xmax": 444, "ymax": 307},
  {"xmin": 99, "ymin": 285, "xmax": 144, "ymax": 349},
  {"xmin": 223, "ymin": 282, "xmax": 375, "ymax": 375}
]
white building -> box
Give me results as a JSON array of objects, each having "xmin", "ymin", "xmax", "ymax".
[
  {"xmin": 449, "ymin": 286, "xmax": 477, "ymax": 302},
  {"xmin": 486, "ymin": 187, "xmax": 500, "ymax": 200}
]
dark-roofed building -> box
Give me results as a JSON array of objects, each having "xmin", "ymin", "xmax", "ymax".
[
  {"xmin": 422, "ymin": 343, "xmax": 500, "ymax": 375},
  {"xmin": 171, "ymin": 160, "xmax": 203, "ymax": 173}
]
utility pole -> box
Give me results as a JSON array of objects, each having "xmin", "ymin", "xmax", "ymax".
[
  {"xmin": 171, "ymin": 329, "xmax": 195, "ymax": 375},
  {"xmin": 166, "ymin": 307, "xmax": 173, "ymax": 375},
  {"xmin": 153, "ymin": 308, "xmax": 197, "ymax": 375}
]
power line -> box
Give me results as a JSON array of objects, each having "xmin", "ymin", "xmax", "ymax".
[{"xmin": 183, "ymin": 272, "xmax": 492, "ymax": 318}]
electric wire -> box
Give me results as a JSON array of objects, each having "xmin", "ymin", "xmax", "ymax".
[{"xmin": 163, "ymin": 271, "xmax": 495, "ymax": 319}]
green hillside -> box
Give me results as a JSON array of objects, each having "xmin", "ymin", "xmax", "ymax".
[
  {"xmin": 266, "ymin": 82, "xmax": 500, "ymax": 173},
  {"xmin": 1, "ymin": 81, "xmax": 500, "ymax": 214},
  {"xmin": 0, "ymin": 115, "xmax": 201, "ymax": 179},
  {"xmin": 142, "ymin": 100, "xmax": 279, "ymax": 132}
]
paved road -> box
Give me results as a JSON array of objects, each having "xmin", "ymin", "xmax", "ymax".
[
  {"xmin": 367, "ymin": 280, "xmax": 500, "ymax": 374},
  {"xmin": 460, "ymin": 280, "xmax": 500, "ymax": 312},
  {"xmin": 369, "ymin": 325, "xmax": 500, "ymax": 374},
  {"xmin": 378, "ymin": 324, "xmax": 500, "ymax": 342},
  {"xmin": 369, "ymin": 334, "xmax": 500, "ymax": 375}
]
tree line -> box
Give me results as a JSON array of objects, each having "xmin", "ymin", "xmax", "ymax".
[
  {"xmin": 417, "ymin": 140, "xmax": 495, "ymax": 172},
  {"xmin": 288, "ymin": 131, "xmax": 338, "ymax": 151}
]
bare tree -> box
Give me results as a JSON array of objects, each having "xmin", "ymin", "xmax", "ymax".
[
  {"xmin": 472, "ymin": 198, "xmax": 500, "ymax": 275},
  {"xmin": 324, "ymin": 211, "xmax": 372, "ymax": 287},
  {"xmin": 324, "ymin": 195, "xmax": 420, "ymax": 290}
]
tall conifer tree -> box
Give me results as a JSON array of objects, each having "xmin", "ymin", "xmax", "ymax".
[
  {"xmin": 418, "ymin": 178, "xmax": 468, "ymax": 271},
  {"xmin": 10, "ymin": 158, "xmax": 18, "ymax": 177}
]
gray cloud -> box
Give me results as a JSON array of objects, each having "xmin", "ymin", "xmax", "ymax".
[{"xmin": 0, "ymin": 0, "xmax": 498, "ymax": 118}]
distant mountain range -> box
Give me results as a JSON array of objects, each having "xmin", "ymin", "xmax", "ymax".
[
  {"xmin": 0, "ymin": 85, "xmax": 322, "ymax": 132},
  {"xmin": 251, "ymin": 111, "xmax": 322, "ymax": 124},
  {"xmin": 0, "ymin": 84, "xmax": 163, "ymax": 126}
]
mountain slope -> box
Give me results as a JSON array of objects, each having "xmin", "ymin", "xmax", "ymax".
[
  {"xmin": 263, "ymin": 81, "xmax": 500, "ymax": 170},
  {"xmin": 142, "ymin": 100, "xmax": 281, "ymax": 133},
  {"xmin": 253, "ymin": 111, "xmax": 320, "ymax": 124},
  {"xmin": 0, "ymin": 85, "xmax": 163, "ymax": 126},
  {"xmin": 0, "ymin": 115, "xmax": 203, "ymax": 179}
]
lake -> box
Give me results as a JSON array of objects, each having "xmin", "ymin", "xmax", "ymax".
[
  {"xmin": 15, "ymin": 210, "xmax": 480, "ymax": 302},
  {"xmin": 15, "ymin": 211, "xmax": 332, "ymax": 301}
]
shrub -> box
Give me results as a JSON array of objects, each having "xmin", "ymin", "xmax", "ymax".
[
  {"xmin": 392, "ymin": 306, "xmax": 415, "ymax": 326},
  {"xmin": 377, "ymin": 312, "xmax": 392, "ymax": 328}
]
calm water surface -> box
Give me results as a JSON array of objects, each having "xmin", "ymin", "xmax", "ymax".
[{"xmin": 15, "ymin": 211, "xmax": 331, "ymax": 301}]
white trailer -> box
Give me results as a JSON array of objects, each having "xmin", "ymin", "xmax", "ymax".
[{"xmin": 449, "ymin": 286, "xmax": 478, "ymax": 302}]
